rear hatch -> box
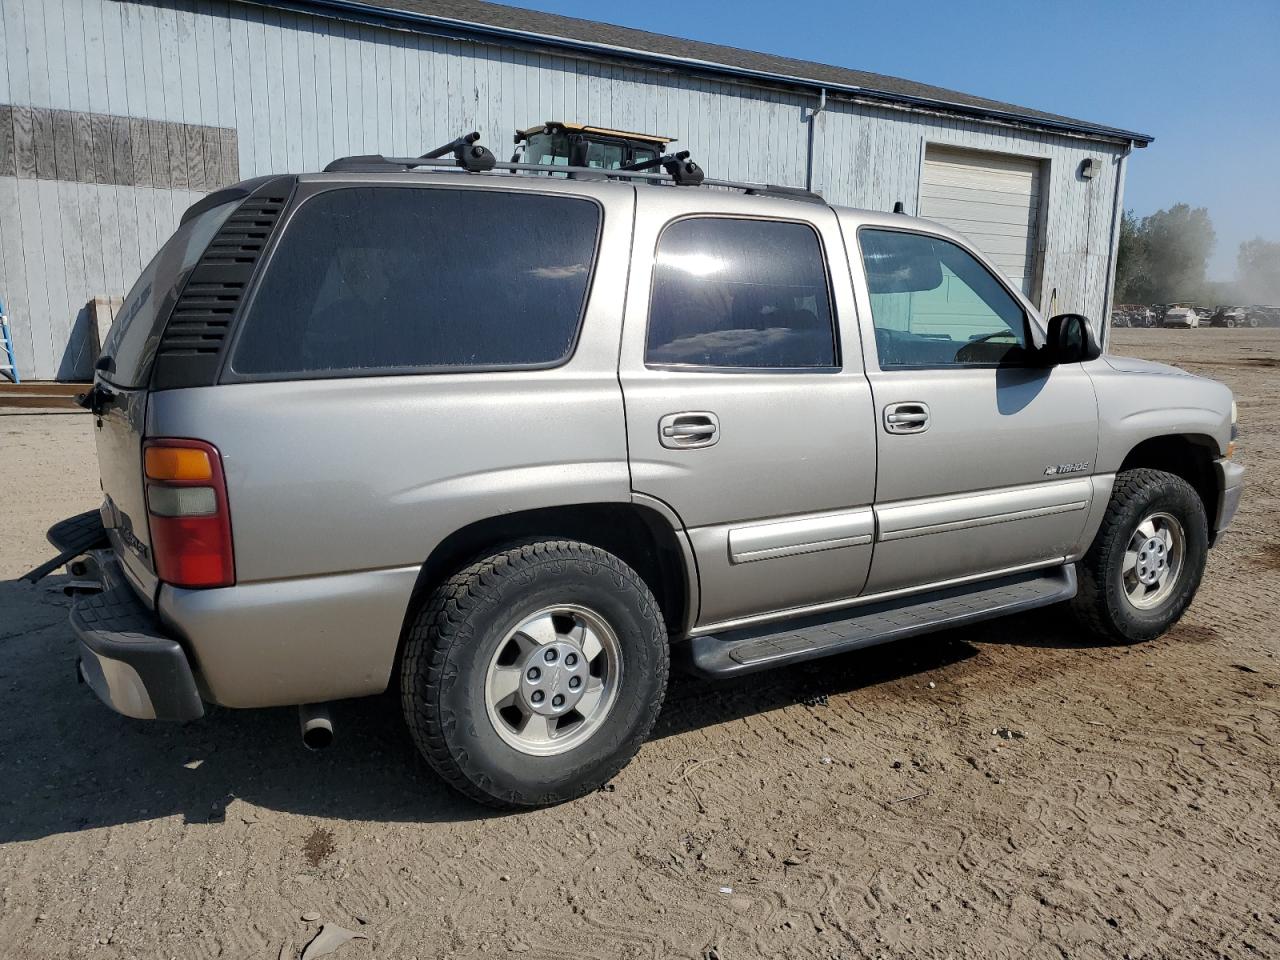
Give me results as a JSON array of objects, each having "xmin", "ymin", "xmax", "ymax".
[{"xmin": 91, "ymin": 201, "xmax": 240, "ymax": 603}]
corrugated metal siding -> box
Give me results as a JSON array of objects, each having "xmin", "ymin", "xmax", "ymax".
[{"xmin": 1, "ymin": 0, "xmax": 1125, "ymax": 379}]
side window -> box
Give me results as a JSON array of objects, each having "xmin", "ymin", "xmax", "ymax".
[
  {"xmin": 646, "ymin": 217, "xmax": 837, "ymax": 369},
  {"xmin": 859, "ymin": 229, "xmax": 1030, "ymax": 368},
  {"xmin": 584, "ymin": 141, "xmax": 626, "ymax": 169},
  {"xmin": 231, "ymin": 187, "xmax": 599, "ymax": 378}
]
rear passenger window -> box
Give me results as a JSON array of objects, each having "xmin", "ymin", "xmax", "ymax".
[
  {"xmin": 646, "ymin": 218, "xmax": 836, "ymax": 368},
  {"xmin": 231, "ymin": 187, "xmax": 599, "ymax": 377}
]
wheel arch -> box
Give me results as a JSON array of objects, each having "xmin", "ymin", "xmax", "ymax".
[
  {"xmin": 1117, "ymin": 433, "xmax": 1218, "ymax": 522},
  {"xmin": 396, "ymin": 500, "xmax": 698, "ymax": 662}
]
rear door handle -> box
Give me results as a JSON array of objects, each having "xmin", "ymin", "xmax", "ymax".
[
  {"xmin": 884, "ymin": 402, "xmax": 930, "ymax": 434},
  {"xmin": 659, "ymin": 412, "xmax": 720, "ymax": 449}
]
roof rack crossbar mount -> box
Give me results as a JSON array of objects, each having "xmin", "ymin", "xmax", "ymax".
[{"xmin": 420, "ymin": 130, "xmax": 480, "ymax": 159}]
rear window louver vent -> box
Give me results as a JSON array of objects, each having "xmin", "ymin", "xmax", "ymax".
[
  {"xmin": 159, "ymin": 281, "xmax": 245, "ymax": 355},
  {"xmin": 160, "ymin": 197, "xmax": 285, "ymax": 356},
  {"xmin": 201, "ymin": 197, "xmax": 288, "ymax": 267},
  {"xmin": 151, "ymin": 183, "xmax": 292, "ymax": 390}
]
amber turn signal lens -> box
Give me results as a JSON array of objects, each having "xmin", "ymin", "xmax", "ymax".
[{"xmin": 145, "ymin": 446, "xmax": 213, "ymax": 482}]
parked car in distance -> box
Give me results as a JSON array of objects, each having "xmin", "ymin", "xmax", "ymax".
[
  {"xmin": 1112, "ymin": 304, "xmax": 1156, "ymax": 328},
  {"xmin": 41, "ymin": 146, "xmax": 1243, "ymax": 808},
  {"xmin": 1247, "ymin": 305, "xmax": 1278, "ymax": 327},
  {"xmin": 1210, "ymin": 306, "xmax": 1249, "ymax": 328},
  {"xmin": 1163, "ymin": 306, "xmax": 1200, "ymax": 328}
]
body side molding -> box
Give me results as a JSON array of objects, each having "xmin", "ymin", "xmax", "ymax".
[
  {"xmin": 876, "ymin": 477, "xmax": 1093, "ymax": 542},
  {"xmin": 728, "ymin": 507, "xmax": 875, "ymax": 564}
]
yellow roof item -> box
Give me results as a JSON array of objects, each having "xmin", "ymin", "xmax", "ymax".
[{"xmin": 516, "ymin": 121, "xmax": 673, "ymax": 144}]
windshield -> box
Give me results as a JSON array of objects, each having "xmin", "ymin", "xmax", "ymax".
[{"xmin": 99, "ymin": 200, "xmax": 239, "ymax": 388}]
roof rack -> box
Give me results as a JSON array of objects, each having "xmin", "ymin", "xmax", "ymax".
[{"xmin": 322, "ymin": 131, "xmax": 825, "ymax": 204}]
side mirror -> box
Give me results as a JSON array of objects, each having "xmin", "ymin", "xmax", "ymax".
[{"xmin": 1045, "ymin": 313, "xmax": 1102, "ymax": 364}]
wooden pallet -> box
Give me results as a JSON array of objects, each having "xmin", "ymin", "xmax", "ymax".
[
  {"xmin": 0, "ymin": 381, "xmax": 88, "ymax": 410},
  {"xmin": 91, "ymin": 296, "xmax": 124, "ymax": 358},
  {"xmin": 0, "ymin": 296, "xmax": 122, "ymax": 409}
]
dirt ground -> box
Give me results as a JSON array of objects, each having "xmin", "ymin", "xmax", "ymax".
[{"xmin": 0, "ymin": 328, "xmax": 1277, "ymax": 960}]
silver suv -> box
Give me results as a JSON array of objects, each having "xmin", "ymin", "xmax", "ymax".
[{"xmin": 40, "ymin": 141, "xmax": 1243, "ymax": 807}]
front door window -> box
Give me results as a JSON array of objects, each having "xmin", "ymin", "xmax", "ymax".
[{"xmin": 859, "ymin": 229, "xmax": 1031, "ymax": 368}]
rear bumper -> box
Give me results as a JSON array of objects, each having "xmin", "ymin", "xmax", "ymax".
[
  {"xmin": 70, "ymin": 550, "xmax": 204, "ymax": 722},
  {"xmin": 159, "ymin": 564, "xmax": 418, "ymax": 708},
  {"xmin": 49, "ymin": 517, "xmax": 415, "ymax": 714},
  {"xmin": 1213, "ymin": 458, "xmax": 1244, "ymax": 543}
]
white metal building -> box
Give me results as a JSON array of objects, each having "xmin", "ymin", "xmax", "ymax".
[{"xmin": 0, "ymin": 0, "xmax": 1150, "ymax": 381}]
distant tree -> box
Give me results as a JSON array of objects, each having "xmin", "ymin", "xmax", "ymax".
[
  {"xmin": 1114, "ymin": 210, "xmax": 1152, "ymax": 303},
  {"xmin": 1237, "ymin": 237, "xmax": 1280, "ymax": 305},
  {"xmin": 1114, "ymin": 203, "xmax": 1215, "ymax": 304},
  {"xmin": 1143, "ymin": 204, "xmax": 1216, "ymax": 301}
]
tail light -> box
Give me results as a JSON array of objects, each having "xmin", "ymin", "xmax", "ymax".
[{"xmin": 143, "ymin": 439, "xmax": 235, "ymax": 588}]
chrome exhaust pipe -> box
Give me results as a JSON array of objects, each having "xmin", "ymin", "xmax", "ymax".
[{"xmin": 299, "ymin": 703, "xmax": 334, "ymax": 750}]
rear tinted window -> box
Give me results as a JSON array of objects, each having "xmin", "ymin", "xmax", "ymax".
[
  {"xmin": 100, "ymin": 201, "xmax": 238, "ymax": 388},
  {"xmin": 231, "ymin": 187, "xmax": 599, "ymax": 377},
  {"xmin": 646, "ymin": 217, "xmax": 836, "ymax": 368}
]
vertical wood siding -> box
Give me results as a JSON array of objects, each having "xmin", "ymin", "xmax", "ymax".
[
  {"xmin": 0, "ymin": 104, "xmax": 239, "ymax": 188},
  {"xmin": 0, "ymin": 0, "xmax": 1126, "ymax": 379}
]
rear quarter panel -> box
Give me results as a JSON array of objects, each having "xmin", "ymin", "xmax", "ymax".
[{"xmin": 149, "ymin": 371, "xmax": 632, "ymax": 583}]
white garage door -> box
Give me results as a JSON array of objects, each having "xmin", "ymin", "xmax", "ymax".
[{"xmin": 919, "ymin": 147, "xmax": 1043, "ymax": 296}]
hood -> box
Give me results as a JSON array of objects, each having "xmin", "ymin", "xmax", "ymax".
[{"xmin": 1103, "ymin": 355, "xmax": 1194, "ymax": 378}]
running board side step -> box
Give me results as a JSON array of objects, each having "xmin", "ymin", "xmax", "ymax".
[{"xmin": 681, "ymin": 566, "xmax": 1077, "ymax": 678}]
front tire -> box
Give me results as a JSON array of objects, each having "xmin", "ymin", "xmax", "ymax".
[
  {"xmin": 400, "ymin": 540, "xmax": 668, "ymax": 808},
  {"xmin": 1072, "ymin": 468, "xmax": 1209, "ymax": 643}
]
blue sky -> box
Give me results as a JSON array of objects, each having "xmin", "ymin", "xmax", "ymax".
[{"xmin": 519, "ymin": 0, "xmax": 1278, "ymax": 280}]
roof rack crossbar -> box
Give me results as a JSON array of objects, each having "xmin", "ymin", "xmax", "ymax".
[
  {"xmin": 381, "ymin": 157, "xmax": 666, "ymax": 181},
  {"xmin": 357, "ymin": 155, "xmax": 823, "ymax": 202}
]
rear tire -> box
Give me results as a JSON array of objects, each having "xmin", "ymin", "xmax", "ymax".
[
  {"xmin": 400, "ymin": 540, "xmax": 668, "ymax": 808},
  {"xmin": 1072, "ymin": 468, "xmax": 1208, "ymax": 643}
]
